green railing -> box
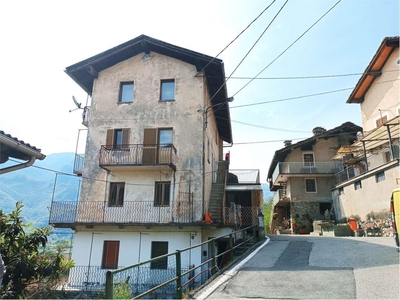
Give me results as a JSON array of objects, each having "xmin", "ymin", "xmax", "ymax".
[{"xmin": 105, "ymin": 226, "xmax": 259, "ymax": 299}]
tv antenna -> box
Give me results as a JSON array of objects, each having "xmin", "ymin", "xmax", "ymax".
[{"xmin": 69, "ymin": 96, "xmax": 82, "ymax": 112}]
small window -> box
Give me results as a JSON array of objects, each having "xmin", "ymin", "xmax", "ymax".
[
  {"xmin": 119, "ymin": 82, "xmax": 134, "ymax": 103},
  {"xmin": 150, "ymin": 241, "xmax": 168, "ymax": 269},
  {"xmin": 109, "ymin": 183, "xmax": 125, "ymax": 206},
  {"xmin": 305, "ymin": 178, "xmax": 317, "ymax": 193},
  {"xmin": 102, "ymin": 241, "xmax": 120, "ymax": 269},
  {"xmin": 303, "ymin": 153, "xmax": 314, "ymax": 167},
  {"xmin": 154, "ymin": 182, "xmax": 171, "ymax": 206},
  {"xmin": 160, "ymin": 79, "xmax": 175, "ymax": 101},
  {"xmin": 376, "ymin": 171, "xmax": 385, "ymax": 183},
  {"xmin": 338, "ymin": 187, "xmax": 344, "ymax": 195},
  {"xmin": 354, "ymin": 180, "xmax": 362, "ymax": 190},
  {"xmin": 375, "ymin": 115, "xmax": 387, "ymax": 127}
]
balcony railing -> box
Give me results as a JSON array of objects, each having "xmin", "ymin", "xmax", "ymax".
[
  {"xmin": 73, "ymin": 153, "xmax": 84, "ymax": 175},
  {"xmin": 335, "ymin": 145, "xmax": 399, "ymax": 184},
  {"xmin": 272, "ymin": 162, "xmax": 341, "ymax": 185},
  {"xmin": 99, "ymin": 144, "xmax": 177, "ymax": 170},
  {"xmin": 227, "ymin": 169, "xmax": 260, "ymax": 184},
  {"xmin": 49, "ymin": 200, "xmax": 202, "ymax": 226}
]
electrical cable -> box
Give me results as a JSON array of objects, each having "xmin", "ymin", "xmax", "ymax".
[
  {"xmin": 232, "ymin": 0, "xmax": 342, "ymax": 98},
  {"xmin": 195, "ymin": 0, "xmax": 277, "ymax": 76}
]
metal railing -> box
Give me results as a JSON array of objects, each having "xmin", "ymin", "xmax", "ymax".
[
  {"xmin": 99, "ymin": 144, "xmax": 177, "ymax": 167},
  {"xmin": 272, "ymin": 162, "xmax": 340, "ymax": 184},
  {"xmin": 227, "ymin": 169, "xmax": 260, "ymax": 184},
  {"xmin": 73, "ymin": 153, "xmax": 84, "ymax": 174},
  {"xmin": 104, "ymin": 226, "xmax": 258, "ymax": 299},
  {"xmin": 49, "ymin": 200, "xmax": 203, "ymax": 225},
  {"xmin": 335, "ymin": 145, "xmax": 399, "ymax": 184},
  {"xmin": 223, "ymin": 205, "xmax": 260, "ymax": 227}
]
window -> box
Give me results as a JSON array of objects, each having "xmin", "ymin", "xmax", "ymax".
[
  {"xmin": 143, "ymin": 128, "xmax": 173, "ymax": 164},
  {"xmin": 150, "ymin": 241, "xmax": 168, "ymax": 269},
  {"xmin": 303, "ymin": 153, "xmax": 314, "ymax": 167},
  {"xmin": 106, "ymin": 129, "xmax": 130, "ymax": 149},
  {"xmin": 339, "ymin": 187, "xmax": 344, "ymax": 195},
  {"xmin": 376, "ymin": 171, "xmax": 385, "ymax": 183},
  {"xmin": 160, "ymin": 79, "xmax": 175, "ymax": 101},
  {"xmin": 109, "ymin": 182, "xmax": 125, "ymax": 206},
  {"xmin": 154, "ymin": 182, "xmax": 171, "ymax": 206},
  {"xmin": 102, "ymin": 241, "xmax": 120, "ymax": 269},
  {"xmin": 375, "ymin": 115, "xmax": 387, "ymax": 127},
  {"xmin": 354, "ymin": 180, "xmax": 362, "ymax": 190},
  {"xmin": 119, "ymin": 82, "xmax": 134, "ymax": 103},
  {"xmin": 305, "ymin": 178, "xmax": 317, "ymax": 193},
  {"xmin": 159, "ymin": 129, "xmax": 172, "ymax": 148}
]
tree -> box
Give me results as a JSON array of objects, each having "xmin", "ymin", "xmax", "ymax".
[
  {"xmin": 0, "ymin": 202, "xmax": 74, "ymax": 299},
  {"xmin": 263, "ymin": 197, "xmax": 274, "ymax": 234}
]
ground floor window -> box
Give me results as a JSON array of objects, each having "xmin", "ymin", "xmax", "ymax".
[{"xmin": 150, "ymin": 241, "xmax": 168, "ymax": 269}]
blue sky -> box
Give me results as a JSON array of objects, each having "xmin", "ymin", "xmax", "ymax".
[{"xmin": 0, "ymin": 0, "xmax": 398, "ymax": 182}]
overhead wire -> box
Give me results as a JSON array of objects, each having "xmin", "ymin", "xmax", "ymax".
[
  {"xmin": 232, "ymin": 0, "xmax": 342, "ymax": 98},
  {"xmin": 195, "ymin": 0, "xmax": 277, "ymax": 77}
]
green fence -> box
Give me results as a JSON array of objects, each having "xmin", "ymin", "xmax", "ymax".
[{"xmin": 105, "ymin": 226, "xmax": 258, "ymax": 299}]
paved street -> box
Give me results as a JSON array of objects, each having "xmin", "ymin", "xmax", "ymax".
[{"xmin": 192, "ymin": 235, "xmax": 400, "ymax": 299}]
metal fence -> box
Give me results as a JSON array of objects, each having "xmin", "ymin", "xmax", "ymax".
[
  {"xmin": 104, "ymin": 226, "xmax": 259, "ymax": 299},
  {"xmin": 49, "ymin": 200, "xmax": 203, "ymax": 225}
]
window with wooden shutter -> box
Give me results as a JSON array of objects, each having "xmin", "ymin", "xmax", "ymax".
[
  {"xmin": 376, "ymin": 115, "xmax": 388, "ymax": 127},
  {"xmin": 143, "ymin": 128, "xmax": 157, "ymax": 163},
  {"xmin": 154, "ymin": 181, "xmax": 171, "ymax": 206},
  {"xmin": 109, "ymin": 182, "xmax": 125, "ymax": 206},
  {"xmin": 102, "ymin": 241, "xmax": 120, "ymax": 269},
  {"xmin": 105, "ymin": 129, "xmax": 130, "ymax": 150}
]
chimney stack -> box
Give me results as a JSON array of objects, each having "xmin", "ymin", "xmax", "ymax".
[{"xmin": 284, "ymin": 140, "xmax": 292, "ymax": 147}]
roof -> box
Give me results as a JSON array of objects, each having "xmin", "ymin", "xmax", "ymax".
[
  {"xmin": 65, "ymin": 34, "xmax": 232, "ymax": 143},
  {"xmin": 266, "ymin": 122, "xmax": 362, "ymax": 180},
  {"xmin": 0, "ymin": 130, "xmax": 45, "ymax": 162},
  {"xmin": 347, "ymin": 36, "xmax": 399, "ymax": 104}
]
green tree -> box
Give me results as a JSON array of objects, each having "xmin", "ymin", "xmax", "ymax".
[
  {"xmin": 263, "ymin": 197, "xmax": 274, "ymax": 234},
  {"xmin": 0, "ymin": 202, "xmax": 74, "ymax": 299}
]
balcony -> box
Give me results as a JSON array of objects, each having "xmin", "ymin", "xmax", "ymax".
[
  {"xmin": 99, "ymin": 144, "xmax": 177, "ymax": 171},
  {"xmin": 271, "ymin": 162, "xmax": 341, "ymax": 186},
  {"xmin": 49, "ymin": 200, "xmax": 202, "ymax": 227},
  {"xmin": 227, "ymin": 169, "xmax": 260, "ymax": 184},
  {"xmin": 73, "ymin": 153, "xmax": 84, "ymax": 175}
]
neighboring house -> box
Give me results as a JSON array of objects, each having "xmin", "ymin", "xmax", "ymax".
[
  {"xmin": 331, "ymin": 36, "xmax": 399, "ymax": 221},
  {"xmin": 48, "ymin": 35, "xmax": 263, "ymax": 291},
  {"xmin": 0, "ymin": 130, "xmax": 46, "ymax": 174},
  {"xmin": 267, "ymin": 123, "xmax": 362, "ymax": 233}
]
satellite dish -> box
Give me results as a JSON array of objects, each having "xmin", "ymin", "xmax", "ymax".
[
  {"xmin": 72, "ymin": 96, "xmax": 82, "ymax": 109},
  {"xmin": 69, "ymin": 96, "xmax": 83, "ymax": 112}
]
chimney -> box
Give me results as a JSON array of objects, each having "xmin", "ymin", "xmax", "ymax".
[
  {"xmin": 284, "ymin": 140, "xmax": 292, "ymax": 147},
  {"xmin": 312, "ymin": 126, "xmax": 326, "ymax": 136}
]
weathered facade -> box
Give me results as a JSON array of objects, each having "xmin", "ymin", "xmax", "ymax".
[
  {"xmin": 332, "ymin": 36, "xmax": 400, "ymax": 221},
  {"xmin": 48, "ymin": 35, "xmax": 263, "ymax": 291}
]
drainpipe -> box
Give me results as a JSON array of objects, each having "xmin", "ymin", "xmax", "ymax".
[{"xmin": 0, "ymin": 155, "xmax": 36, "ymax": 174}]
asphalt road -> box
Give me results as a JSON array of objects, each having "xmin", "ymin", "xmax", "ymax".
[{"xmin": 192, "ymin": 235, "xmax": 400, "ymax": 299}]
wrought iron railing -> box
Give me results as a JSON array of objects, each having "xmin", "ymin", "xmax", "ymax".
[
  {"xmin": 49, "ymin": 200, "xmax": 203, "ymax": 225},
  {"xmin": 99, "ymin": 144, "xmax": 177, "ymax": 167}
]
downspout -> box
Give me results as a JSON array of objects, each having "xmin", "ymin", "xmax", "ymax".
[{"xmin": 0, "ymin": 156, "xmax": 36, "ymax": 174}]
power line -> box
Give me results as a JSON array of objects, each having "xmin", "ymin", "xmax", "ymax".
[
  {"xmin": 231, "ymin": 120, "xmax": 310, "ymax": 133},
  {"xmin": 232, "ymin": 0, "xmax": 342, "ymax": 98},
  {"xmin": 195, "ymin": 0, "xmax": 277, "ymax": 76},
  {"xmin": 211, "ymin": 0, "xmax": 289, "ymax": 112}
]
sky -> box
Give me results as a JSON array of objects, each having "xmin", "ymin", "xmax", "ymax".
[{"xmin": 0, "ymin": 0, "xmax": 398, "ymax": 183}]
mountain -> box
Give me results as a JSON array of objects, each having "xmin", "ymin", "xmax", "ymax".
[
  {"xmin": 0, "ymin": 152, "xmax": 80, "ymax": 228},
  {"xmin": 0, "ymin": 152, "xmax": 275, "ymax": 228}
]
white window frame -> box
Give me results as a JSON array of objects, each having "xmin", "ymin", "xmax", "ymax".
[
  {"xmin": 305, "ymin": 178, "xmax": 317, "ymax": 193},
  {"xmin": 303, "ymin": 153, "xmax": 315, "ymax": 167}
]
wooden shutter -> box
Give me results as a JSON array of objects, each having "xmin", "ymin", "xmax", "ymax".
[
  {"xmin": 106, "ymin": 130, "xmax": 114, "ymax": 150},
  {"xmin": 143, "ymin": 128, "xmax": 157, "ymax": 164},
  {"xmin": 122, "ymin": 129, "xmax": 130, "ymax": 149},
  {"xmin": 102, "ymin": 241, "xmax": 120, "ymax": 269}
]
